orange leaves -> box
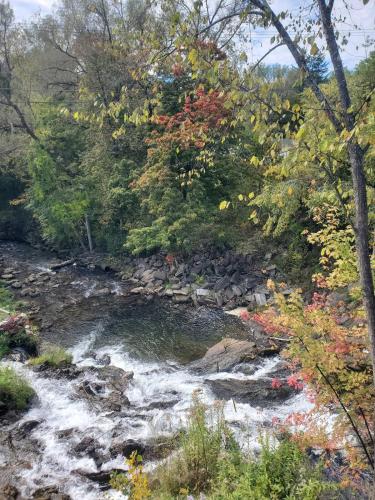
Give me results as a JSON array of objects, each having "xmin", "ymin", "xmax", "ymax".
[
  {"xmin": 147, "ymin": 88, "xmax": 232, "ymax": 154},
  {"xmin": 253, "ymin": 283, "xmax": 374, "ymax": 471}
]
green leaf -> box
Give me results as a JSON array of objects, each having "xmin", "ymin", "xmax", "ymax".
[{"xmin": 310, "ymin": 43, "xmax": 319, "ymax": 56}]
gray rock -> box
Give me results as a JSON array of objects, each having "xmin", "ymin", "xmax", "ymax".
[
  {"xmin": 190, "ymin": 338, "xmax": 257, "ymax": 374},
  {"xmin": 232, "ymin": 285, "xmax": 243, "ymax": 297},
  {"xmin": 153, "ymin": 270, "xmax": 167, "ymax": 281},
  {"xmin": 230, "ymin": 271, "xmax": 241, "ymax": 284},
  {"xmin": 172, "ymin": 294, "xmax": 190, "ymax": 303},
  {"xmin": 213, "ymin": 276, "xmax": 231, "ymax": 292},
  {"xmin": 254, "ymin": 293, "xmax": 267, "ymax": 306},
  {"xmin": 206, "ymin": 377, "xmax": 298, "ymax": 406},
  {"xmin": 196, "ymin": 288, "xmax": 210, "ymax": 297},
  {"xmin": 11, "ymin": 281, "xmax": 22, "ymax": 289},
  {"xmin": 31, "ymin": 485, "xmax": 71, "ymax": 499}
]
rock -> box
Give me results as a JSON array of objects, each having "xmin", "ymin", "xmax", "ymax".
[
  {"xmin": 95, "ymin": 366, "xmax": 134, "ymax": 391},
  {"xmin": 195, "ymin": 288, "xmax": 210, "ymax": 297},
  {"xmin": 213, "ymin": 276, "xmax": 230, "ymax": 292},
  {"xmin": 73, "ymin": 469, "xmax": 123, "ymax": 489},
  {"xmin": 224, "ymin": 288, "xmax": 235, "ymax": 301},
  {"xmin": 11, "ymin": 281, "xmax": 22, "ymax": 289},
  {"xmin": 5, "ymin": 347, "xmax": 29, "ymax": 363},
  {"xmin": 16, "ymin": 419, "xmax": 41, "ymax": 436},
  {"xmin": 153, "ymin": 270, "xmax": 167, "ymax": 281},
  {"xmin": 0, "ymin": 274, "xmax": 14, "ymax": 280},
  {"xmin": 96, "ymin": 354, "xmax": 111, "ymax": 366},
  {"xmin": 172, "ymin": 287, "xmax": 190, "ymax": 295},
  {"xmin": 72, "ymin": 436, "xmax": 107, "ymax": 466},
  {"xmin": 232, "ymin": 285, "xmax": 243, "ymax": 297},
  {"xmin": 174, "ymin": 264, "xmax": 185, "ymax": 277},
  {"xmin": 254, "ymin": 293, "xmax": 267, "ymax": 306},
  {"xmin": 230, "ymin": 271, "xmax": 241, "ymax": 284},
  {"xmin": 141, "ymin": 269, "xmax": 154, "ymax": 283},
  {"xmin": 142, "ymin": 399, "xmax": 179, "ymax": 410},
  {"xmin": 0, "ymin": 484, "xmax": 19, "ymax": 499},
  {"xmin": 91, "ymin": 287, "xmax": 111, "ymax": 297},
  {"xmin": 56, "ymin": 428, "xmax": 75, "ymax": 439},
  {"xmin": 215, "ymin": 292, "xmax": 224, "ymax": 307},
  {"xmin": 189, "ymin": 338, "xmax": 257, "ymax": 374},
  {"xmin": 32, "ymin": 364, "xmax": 82, "ymax": 380},
  {"xmin": 32, "ymin": 485, "xmax": 71, "ymax": 499},
  {"xmin": 172, "ymin": 294, "xmax": 190, "ymax": 303},
  {"xmin": 109, "ymin": 438, "xmax": 145, "ymax": 458},
  {"xmin": 130, "ymin": 287, "xmax": 145, "ymax": 294},
  {"xmin": 206, "ymin": 377, "xmax": 298, "ymax": 406}
]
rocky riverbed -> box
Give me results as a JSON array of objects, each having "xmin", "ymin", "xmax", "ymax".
[{"xmin": 0, "ymin": 241, "xmax": 311, "ymax": 499}]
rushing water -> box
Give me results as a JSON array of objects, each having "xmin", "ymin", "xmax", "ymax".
[{"xmin": 0, "ymin": 242, "xmax": 313, "ymax": 499}]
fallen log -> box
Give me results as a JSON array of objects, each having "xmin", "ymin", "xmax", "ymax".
[{"xmin": 50, "ymin": 259, "xmax": 75, "ymax": 271}]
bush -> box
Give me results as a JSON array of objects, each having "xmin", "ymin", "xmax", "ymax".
[
  {"xmin": 0, "ymin": 367, "xmax": 35, "ymax": 411},
  {"xmin": 150, "ymin": 394, "xmax": 238, "ymax": 497},
  {"xmin": 209, "ymin": 437, "xmax": 336, "ymax": 500},
  {"xmin": 29, "ymin": 347, "xmax": 72, "ymax": 367},
  {"xmin": 0, "ymin": 329, "xmax": 38, "ymax": 359},
  {"xmin": 150, "ymin": 398, "xmax": 335, "ymax": 499}
]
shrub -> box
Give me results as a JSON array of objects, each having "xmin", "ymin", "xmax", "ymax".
[
  {"xmin": 0, "ymin": 329, "xmax": 38, "ymax": 359},
  {"xmin": 150, "ymin": 394, "xmax": 237, "ymax": 497},
  {"xmin": 110, "ymin": 451, "xmax": 151, "ymax": 500},
  {"xmin": 0, "ymin": 366, "xmax": 35, "ymax": 411},
  {"xmin": 209, "ymin": 437, "xmax": 336, "ymax": 500},
  {"xmin": 29, "ymin": 347, "xmax": 72, "ymax": 367}
]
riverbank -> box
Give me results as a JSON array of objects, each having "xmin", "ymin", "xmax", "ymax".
[{"xmin": 0, "ymin": 240, "xmax": 312, "ymax": 499}]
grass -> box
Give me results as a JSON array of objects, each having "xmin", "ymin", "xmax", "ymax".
[
  {"xmin": 110, "ymin": 395, "xmax": 338, "ymax": 500},
  {"xmin": 29, "ymin": 347, "xmax": 73, "ymax": 367},
  {"xmin": 0, "ymin": 366, "xmax": 35, "ymax": 411}
]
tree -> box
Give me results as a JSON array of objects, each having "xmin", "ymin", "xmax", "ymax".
[{"xmin": 179, "ymin": 0, "xmax": 375, "ymax": 464}]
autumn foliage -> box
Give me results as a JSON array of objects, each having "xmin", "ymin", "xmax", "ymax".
[
  {"xmin": 147, "ymin": 87, "xmax": 231, "ymax": 152},
  {"xmin": 252, "ymin": 284, "xmax": 374, "ymax": 475}
]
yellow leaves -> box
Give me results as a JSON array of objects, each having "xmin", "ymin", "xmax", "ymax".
[
  {"xmin": 238, "ymin": 194, "xmax": 244, "ymax": 201},
  {"xmin": 188, "ymin": 48, "xmax": 198, "ymax": 66},
  {"xmin": 249, "ymin": 210, "xmax": 259, "ymax": 224},
  {"xmin": 248, "ymin": 192, "xmax": 255, "ymax": 200},
  {"xmin": 250, "ymin": 155, "xmax": 260, "ymax": 166},
  {"xmin": 310, "ymin": 42, "xmax": 319, "ymax": 56},
  {"xmin": 219, "ymin": 200, "xmax": 230, "ymax": 210},
  {"xmin": 287, "ymin": 186, "xmax": 294, "ymax": 196}
]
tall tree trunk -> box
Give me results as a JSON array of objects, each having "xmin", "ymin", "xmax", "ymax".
[
  {"xmin": 85, "ymin": 214, "xmax": 94, "ymax": 253},
  {"xmin": 348, "ymin": 142, "xmax": 375, "ymax": 379}
]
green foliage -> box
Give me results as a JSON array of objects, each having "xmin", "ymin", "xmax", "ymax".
[
  {"xmin": 209, "ymin": 437, "xmax": 336, "ymax": 500},
  {"xmin": 0, "ymin": 285, "xmax": 37, "ymax": 358},
  {"xmin": 0, "ymin": 366, "xmax": 34, "ymax": 411},
  {"xmin": 151, "ymin": 394, "xmax": 236, "ymax": 496},
  {"xmin": 143, "ymin": 397, "xmax": 335, "ymax": 500},
  {"xmin": 29, "ymin": 347, "xmax": 72, "ymax": 367},
  {"xmin": 0, "ymin": 284, "xmax": 15, "ymax": 312}
]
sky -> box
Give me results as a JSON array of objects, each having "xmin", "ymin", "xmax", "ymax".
[{"xmin": 9, "ymin": 0, "xmax": 375, "ymax": 69}]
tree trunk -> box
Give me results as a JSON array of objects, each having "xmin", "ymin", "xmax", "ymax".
[
  {"xmin": 348, "ymin": 142, "xmax": 375, "ymax": 384},
  {"xmin": 85, "ymin": 214, "xmax": 94, "ymax": 253}
]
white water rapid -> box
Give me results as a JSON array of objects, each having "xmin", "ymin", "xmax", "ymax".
[{"xmin": 3, "ymin": 327, "xmax": 313, "ymax": 500}]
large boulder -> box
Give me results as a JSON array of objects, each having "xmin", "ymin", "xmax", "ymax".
[
  {"xmin": 206, "ymin": 377, "xmax": 298, "ymax": 407},
  {"xmin": 189, "ymin": 338, "xmax": 257, "ymax": 374}
]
